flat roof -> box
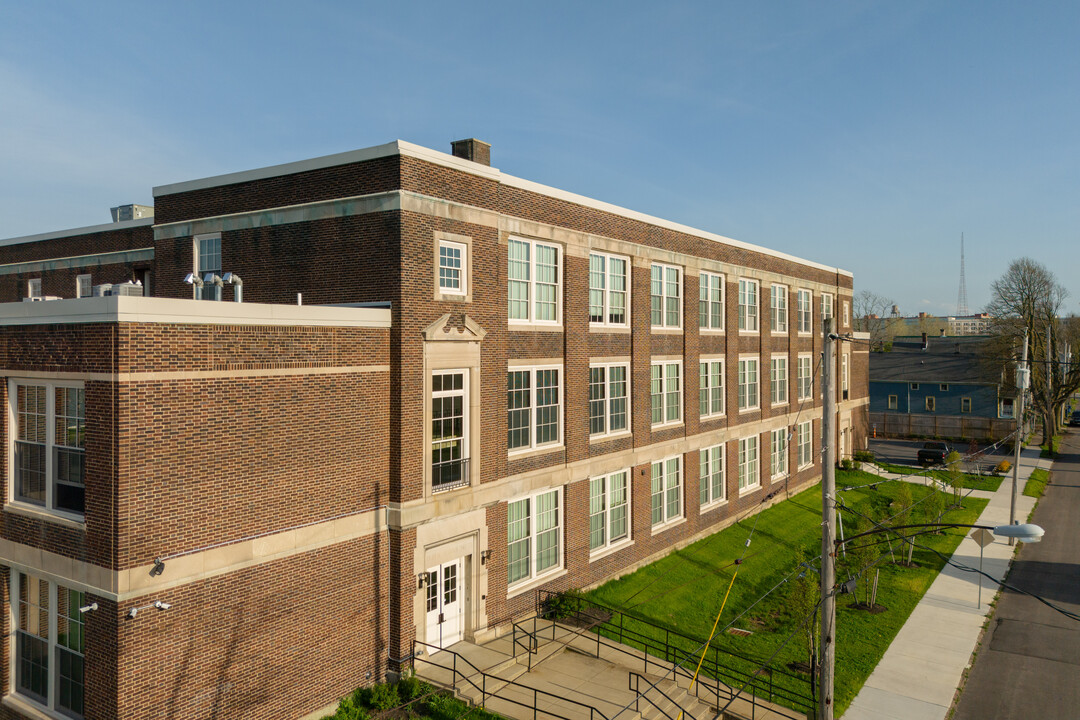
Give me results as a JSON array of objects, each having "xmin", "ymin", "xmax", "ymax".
[
  {"xmin": 3, "ymin": 140, "xmax": 852, "ymax": 278},
  {"xmin": 0, "ymin": 296, "xmax": 392, "ymax": 329},
  {"xmin": 0, "ymin": 217, "xmax": 153, "ymax": 249}
]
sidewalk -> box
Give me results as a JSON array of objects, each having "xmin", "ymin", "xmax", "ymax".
[{"xmin": 841, "ymin": 447, "xmax": 1050, "ymax": 720}]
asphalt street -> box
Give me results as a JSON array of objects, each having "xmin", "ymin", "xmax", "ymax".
[
  {"xmin": 951, "ymin": 429, "xmax": 1080, "ymax": 719},
  {"xmin": 867, "ymin": 438, "xmax": 1011, "ymax": 467}
]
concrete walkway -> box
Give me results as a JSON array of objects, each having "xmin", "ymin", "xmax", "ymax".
[{"xmin": 842, "ymin": 448, "xmax": 1049, "ymax": 720}]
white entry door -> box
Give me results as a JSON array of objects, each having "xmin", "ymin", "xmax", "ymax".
[{"xmin": 425, "ymin": 558, "xmax": 464, "ymax": 652}]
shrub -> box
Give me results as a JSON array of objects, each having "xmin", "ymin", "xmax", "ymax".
[
  {"xmin": 853, "ymin": 450, "xmax": 875, "ymax": 464},
  {"xmin": 364, "ymin": 683, "xmax": 400, "ymax": 712},
  {"xmin": 543, "ymin": 589, "xmax": 584, "ymax": 620},
  {"xmin": 995, "ymin": 459, "xmax": 1012, "ymax": 474},
  {"xmin": 840, "ymin": 458, "xmax": 854, "ymax": 470}
]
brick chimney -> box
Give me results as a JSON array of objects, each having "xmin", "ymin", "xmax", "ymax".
[{"xmin": 451, "ymin": 138, "xmax": 491, "ymax": 166}]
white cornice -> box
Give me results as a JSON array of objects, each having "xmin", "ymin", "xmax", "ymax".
[
  {"xmin": 0, "ymin": 218, "xmax": 153, "ymax": 248},
  {"xmin": 0, "ymin": 296, "xmax": 392, "ymax": 329}
]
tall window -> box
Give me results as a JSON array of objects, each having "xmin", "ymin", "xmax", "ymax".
[
  {"xmin": 771, "ymin": 428, "xmax": 788, "ymax": 479},
  {"xmin": 27, "ymin": 278, "xmax": 41, "ymax": 299},
  {"xmin": 75, "ymin": 274, "xmax": 92, "ymax": 298},
  {"xmin": 771, "ymin": 356, "xmax": 788, "ymax": 405},
  {"xmin": 699, "ymin": 359, "xmax": 725, "ymax": 419},
  {"xmin": 650, "ymin": 361, "xmax": 682, "ymax": 426},
  {"xmin": 771, "ymin": 285, "xmax": 788, "ymax": 333},
  {"xmin": 821, "ymin": 293, "xmax": 834, "ymax": 322},
  {"xmin": 15, "ymin": 573, "xmax": 85, "ymax": 718},
  {"xmin": 508, "ymin": 238, "xmax": 561, "ymax": 324},
  {"xmin": 699, "ymin": 272, "xmax": 724, "ymax": 330},
  {"xmin": 737, "ymin": 357, "xmax": 759, "ymax": 411},
  {"xmin": 738, "ymin": 436, "xmax": 759, "ymax": 492},
  {"xmin": 650, "ymin": 456, "xmax": 683, "ymax": 527},
  {"xmin": 651, "ymin": 264, "xmax": 682, "ymax": 328},
  {"xmin": 589, "ymin": 252, "xmax": 629, "ymax": 326},
  {"xmin": 14, "ymin": 382, "xmax": 85, "ymax": 516},
  {"xmin": 507, "ymin": 488, "xmax": 562, "ymax": 586},
  {"xmin": 842, "ymin": 354, "xmax": 849, "ymax": 399},
  {"xmin": 438, "ymin": 240, "xmax": 466, "ymax": 295},
  {"xmin": 589, "ymin": 470, "xmax": 630, "ymax": 552},
  {"xmin": 797, "ymin": 289, "xmax": 812, "ymax": 334},
  {"xmin": 926, "ymin": 396, "xmax": 936, "ymax": 412},
  {"xmin": 797, "ymin": 421, "xmax": 813, "ymax": 468},
  {"xmin": 195, "ymin": 234, "xmax": 221, "ymax": 301},
  {"xmin": 431, "ymin": 371, "xmax": 467, "ymax": 492},
  {"xmin": 888, "ymin": 395, "xmax": 898, "ymax": 410},
  {"xmin": 797, "ymin": 355, "xmax": 813, "ymax": 401},
  {"xmin": 589, "ymin": 363, "xmax": 629, "ymax": 437},
  {"xmin": 507, "ymin": 366, "xmax": 562, "ymax": 452},
  {"xmin": 843, "ymin": 300, "xmax": 850, "ymax": 327},
  {"xmin": 738, "ymin": 279, "xmax": 759, "ymax": 332},
  {"xmin": 699, "ymin": 444, "xmax": 725, "ymax": 507},
  {"xmin": 961, "ymin": 397, "xmax": 972, "ymax": 413}
]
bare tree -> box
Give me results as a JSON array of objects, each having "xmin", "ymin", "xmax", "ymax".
[
  {"xmin": 985, "ymin": 258, "xmax": 1080, "ymax": 449},
  {"xmin": 853, "ymin": 290, "xmax": 896, "ymax": 350}
]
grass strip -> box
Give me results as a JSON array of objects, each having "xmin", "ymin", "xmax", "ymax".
[
  {"xmin": 1023, "ymin": 467, "xmax": 1049, "ymax": 498},
  {"xmin": 875, "ymin": 462, "xmax": 1003, "ymax": 492},
  {"xmin": 584, "ymin": 470, "xmax": 986, "ymax": 716}
]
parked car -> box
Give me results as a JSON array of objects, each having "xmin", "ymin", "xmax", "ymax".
[
  {"xmin": 917, "ymin": 441, "xmax": 952, "ymax": 466},
  {"xmin": 1070, "ymin": 410, "xmax": 1080, "ymax": 427}
]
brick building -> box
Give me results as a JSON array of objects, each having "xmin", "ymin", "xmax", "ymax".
[{"xmin": 0, "ymin": 138, "xmax": 867, "ymax": 719}]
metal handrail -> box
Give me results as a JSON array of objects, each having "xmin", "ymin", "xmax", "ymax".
[
  {"xmin": 629, "ymin": 671, "xmax": 696, "ymax": 720},
  {"xmin": 536, "ymin": 590, "xmax": 813, "ymax": 718},
  {"xmin": 412, "ymin": 640, "xmax": 613, "ymax": 720}
]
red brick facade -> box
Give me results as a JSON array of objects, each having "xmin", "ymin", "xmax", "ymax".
[{"xmin": 0, "ymin": 139, "xmax": 867, "ymax": 719}]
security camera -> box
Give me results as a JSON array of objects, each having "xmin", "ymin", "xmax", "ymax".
[
  {"xmin": 154, "ymin": 601, "xmax": 172, "ymax": 611},
  {"xmin": 79, "ymin": 603, "xmax": 98, "ymax": 614}
]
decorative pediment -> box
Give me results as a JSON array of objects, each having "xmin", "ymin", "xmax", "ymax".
[{"xmin": 422, "ymin": 313, "xmax": 488, "ymax": 342}]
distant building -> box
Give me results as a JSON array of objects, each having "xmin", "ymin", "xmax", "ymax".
[
  {"xmin": 865, "ymin": 307, "xmax": 992, "ymax": 338},
  {"xmin": 869, "ymin": 335, "xmax": 1016, "ymax": 441}
]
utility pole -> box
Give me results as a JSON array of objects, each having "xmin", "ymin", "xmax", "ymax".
[
  {"xmin": 820, "ymin": 318, "xmax": 836, "ymax": 720},
  {"xmin": 1010, "ymin": 331, "xmax": 1029, "ymax": 543}
]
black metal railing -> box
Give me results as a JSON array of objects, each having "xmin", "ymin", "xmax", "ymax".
[
  {"xmin": 511, "ymin": 617, "xmax": 547, "ymax": 670},
  {"xmin": 536, "ymin": 590, "xmax": 814, "ymax": 719},
  {"xmin": 432, "ymin": 457, "xmax": 470, "ymax": 492},
  {"xmin": 411, "ymin": 640, "xmax": 612, "ymax": 720},
  {"xmin": 629, "ymin": 671, "xmax": 698, "ymax": 720}
]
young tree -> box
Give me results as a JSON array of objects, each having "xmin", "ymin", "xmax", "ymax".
[
  {"xmin": 946, "ymin": 450, "xmax": 964, "ymax": 507},
  {"xmin": 893, "ymin": 483, "xmax": 915, "ymax": 565},
  {"xmin": 790, "ymin": 548, "xmax": 819, "ymax": 671},
  {"xmin": 845, "ymin": 515, "xmax": 878, "ymax": 606},
  {"xmin": 986, "ymin": 258, "xmax": 1080, "ymax": 450}
]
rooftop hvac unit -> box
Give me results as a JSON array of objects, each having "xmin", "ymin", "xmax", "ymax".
[
  {"xmin": 22, "ymin": 296, "xmax": 63, "ymax": 302},
  {"xmin": 93, "ymin": 282, "xmax": 144, "ymax": 297},
  {"xmin": 93, "ymin": 284, "xmax": 113, "ymax": 297}
]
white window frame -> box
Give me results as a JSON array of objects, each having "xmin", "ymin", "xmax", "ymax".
[
  {"xmin": 699, "ymin": 358, "xmax": 725, "ymax": 419},
  {"xmin": 738, "ymin": 278, "xmax": 759, "ymax": 333},
  {"xmin": 588, "ymin": 362, "xmax": 630, "ymax": 439},
  {"xmin": 940, "ymin": 384, "xmax": 949, "ymax": 391},
  {"xmin": 588, "ymin": 469, "xmax": 631, "ymax": 555},
  {"xmin": 27, "ymin": 279, "xmax": 41, "ymax": 299},
  {"xmin": 771, "ymin": 428, "xmax": 788, "ymax": 480},
  {"xmin": 699, "ymin": 271, "xmax": 725, "ymax": 331},
  {"xmin": 797, "ymin": 289, "xmax": 813, "ymax": 335},
  {"xmin": 193, "ymin": 233, "xmax": 221, "ymax": 301},
  {"xmin": 821, "ymin": 293, "xmax": 834, "ymax": 322},
  {"xmin": 771, "ymin": 284, "xmax": 788, "ymax": 334},
  {"xmin": 699, "ymin": 444, "xmax": 726, "ymax": 508},
  {"xmin": 507, "ymin": 487, "xmax": 563, "ymax": 588},
  {"xmin": 797, "ymin": 354, "xmax": 814, "ymax": 401},
  {"xmin": 738, "ymin": 436, "xmax": 760, "ymax": 494},
  {"xmin": 771, "ymin": 355, "xmax": 788, "ymax": 406},
  {"xmin": 737, "ymin": 356, "xmax": 760, "ymax": 412},
  {"xmin": 75, "ymin": 274, "xmax": 92, "ymax": 299},
  {"xmin": 508, "ymin": 237, "xmax": 562, "ymax": 326},
  {"xmin": 12, "ymin": 572, "xmax": 86, "ymax": 719},
  {"xmin": 651, "ymin": 263, "xmax": 682, "ymax": 329},
  {"xmin": 843, "ymin": 300, "xmax": 850, "ymax": 327},
  {"xmin": 507, "ymin": 365, "xmax": 563, "ymax": 455},
  {"xmin": 888, "ymin": 395, "xmax": 898, "ymax": 410},
  {"xmin": 9, "ymin": 380, "xmax": 86, "ymax": 521},
  {"xmin": 910, "ymin": 383, "xmax": 920, "ymax": 390},
  {"xmin": 650, "ymin": 455, "xmax": 683, "ymax": 529},
  {"xmin": 589, "ymin": 251, "xmax": 630, "ymax": 328},
  {"xmin": 431, "ymin": 370, "xmax": 468, "ymax": 493},
  {"xmin": 999, "ymin": 398, "xmax": 1015, "ymax": 419},
  {"xmin": 650, "ymin": 360, "xmax": 682, "ymax": 428},
  {"xmin": 438, "ymin": 239, "xmax": 467, "ymax": 296},
  {"xmin": 797, "ymin": 421, "xmax": 813, "ymax": 469}
]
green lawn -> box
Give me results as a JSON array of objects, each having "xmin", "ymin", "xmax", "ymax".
[
  {"xmin": 876, "ymin": 462, "xmax": 1004, "ymax": 492},
  {"xmin": 583, "ymin": 470, "xmax": 987, "ymax": 717},
  {"xmin": 1024, "ymin": 467, "xmax": 1049, "ymax": 498},
  {"xmin": 1040, "ymin": 435, "xmax": 1062, "ymax": 458}
]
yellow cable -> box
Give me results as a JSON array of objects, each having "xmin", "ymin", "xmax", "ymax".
[{"xmin": 678, "ymin": 564, "xmax": 740, "ymax": 720}]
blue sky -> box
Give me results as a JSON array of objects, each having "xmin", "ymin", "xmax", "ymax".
[{"xmin": 2, "ymin": 1, "xmax": 1078, "ymax": 315}]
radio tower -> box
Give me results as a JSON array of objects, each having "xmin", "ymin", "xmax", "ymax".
[{"xmin": 956, "ymin": 233, "xmax": 969, "ymax": 316}]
